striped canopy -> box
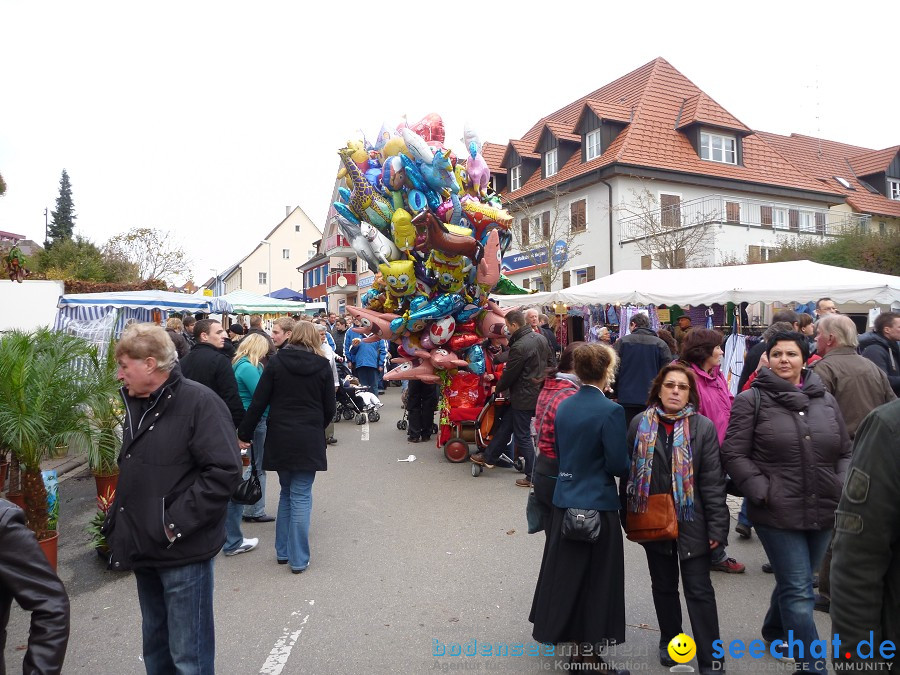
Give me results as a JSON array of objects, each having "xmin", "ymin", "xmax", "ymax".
[
  {"xmin": 220, "ymin": 289, "xmax": 305, "ymax": 314},
  {"xmin": 57, "ymin": 289, "xmax": 230, "ymax": 313}
]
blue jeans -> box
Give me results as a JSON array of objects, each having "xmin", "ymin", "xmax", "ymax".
[
  {"xmin": 224, "ymin": 497, "xmax": 247, "ymax": 553},
  {"xmin": 242, "ymin": 417, "xmax": 269, "ymax": 518},
  {"xmin": 485, "ymin": 407, "xmax": 535, "ymax": 480},
  {"xmin": 355, "ymin": 366, "xmax": 379, "ymax": 394},
  {"xmin": 755, "ymin": 525, "xmax": 831, "ymax": 673},
  {"xmin": 738, "ymin": 498, "xmax": 752, "ymax": 529},
  {"xmin": 134, "ymin": 559, "xmax": 215, "ymax": 674},
  {"xmin": 276, "ymin": 470, "xmax": 316, "ymax": 571}
]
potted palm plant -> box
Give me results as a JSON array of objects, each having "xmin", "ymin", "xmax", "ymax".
[
  {"xmin": 77, "ymin": 338, "xmax": 124, "ymax": 499},
  {"xmin": 0, "ymin": 329, "xmax": 95, "ymax": 569}
]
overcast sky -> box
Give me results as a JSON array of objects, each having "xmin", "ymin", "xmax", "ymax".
[{"xmin": 1, "ymin": 1, "xmax": 898, "ymax": 285}]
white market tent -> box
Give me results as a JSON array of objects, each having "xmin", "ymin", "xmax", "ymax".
[
  {"xmin": 493, "ymin": 261, "xmax": 900, "ymax": 307},
  {"xmin": 220, "ymin": 289, "xmax": 306, "ymax": 315},
  {"xmin": 58, "ymin": 289, "xmax": 231, "ymax": 313}
]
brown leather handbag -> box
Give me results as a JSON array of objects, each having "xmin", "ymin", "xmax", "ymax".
[{"xmin": 625, "ymin": 493, "xmax": 679, "ymax": 543}]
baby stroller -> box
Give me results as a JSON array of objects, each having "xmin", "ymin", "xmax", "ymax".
[{"xmin": 335, "ymin": 361, "xmax": 382, "ymax": 424}]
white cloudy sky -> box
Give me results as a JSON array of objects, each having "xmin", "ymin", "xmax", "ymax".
[{"xmin": 1, "ymin": 1, "xmax": 898, "ymax": 284}]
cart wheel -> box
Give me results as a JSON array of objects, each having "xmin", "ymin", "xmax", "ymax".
[
  {"xmin": 334, "ymin": 411, "xmax": 342, "ymax": 423},
  {"xmin": 399, "ymin": 420, "xmax": 408, "ymax": 430},
  {"xmin": 342, "ymin": 409, "xmax": 355, "ymax": 420},
  {"xmin": 443, "ymin": 437, "xmax": 469, "ymax": 463},
  {"xmin": 396, "ymin": 420, "xmax": 404, "ymax": 430},
  {"xmin": 471, "ymin": 463, "xmax": 483, "ymax": 477},
  {"xmin": 355, "ymin": 413, "xmax": 367, "ymax": 425},
  {"xmin": 368, "ymin": 410, "xmax": 380, "ymax": 423},
  {"xmin": 514, "ymin": 457, "xmax": 526, "ymax": 473}
]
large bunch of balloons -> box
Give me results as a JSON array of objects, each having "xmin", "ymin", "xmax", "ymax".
[{"xmin": 336, "ymin": 113, "xmax": 530, "ymax": 390}]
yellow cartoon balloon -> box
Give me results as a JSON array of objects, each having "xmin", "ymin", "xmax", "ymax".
[
  {"xmin": 667, "ymin": 633, "xmax": 696, "ymax": 664},
  {"xmin": 378, "ymin": 259, "xmax": 417, "ymax": 312}
]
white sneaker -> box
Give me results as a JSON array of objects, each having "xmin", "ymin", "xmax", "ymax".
[{"xmin": 224, "ymin": 538, "xmax": 259, "ymax": 556}]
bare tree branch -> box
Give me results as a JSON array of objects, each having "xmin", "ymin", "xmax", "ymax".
[
  {"xmin": 502, "ymin": 186, "xmax": 585, "ymax": 290},
  {"xmin": 617, "ymin": 188, "xmax": 717, "ymax": 268},
  {"xmin": 104, "ymin": 228, "xmax": 191, "ymax": 283}
]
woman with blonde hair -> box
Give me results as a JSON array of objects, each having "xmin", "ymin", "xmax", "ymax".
[
  {"xmin": 237, "ymin": 317, "xmax": 335, "ymax": 573},
  {"xmin": 232, "ymin": 334, "xmax": 274, "ymax": 524},
  {"xmin": 165, "ymin": 316, "xmax": 189, "ymax": 359},
  {"xmin": 530, "ymin": 343, "xmax": 630, "ymax": 672}
]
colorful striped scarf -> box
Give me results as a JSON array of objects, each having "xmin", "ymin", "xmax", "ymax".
[{"xmin": 627, "ymin": 404, "xmax": 695, "ymax": 521}]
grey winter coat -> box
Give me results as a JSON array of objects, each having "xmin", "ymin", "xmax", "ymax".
[{"xmin": 721, "ymin": 367, "xmax": 852, "ymax": 531}]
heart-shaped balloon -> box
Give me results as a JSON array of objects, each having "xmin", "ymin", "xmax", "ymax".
[{"xmin": 449, "ymin": 333, "xmax": 480, "ymax": 352}]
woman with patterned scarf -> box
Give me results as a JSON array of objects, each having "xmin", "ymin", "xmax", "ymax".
[{"xmin": 624, "ymin": 363, "xmax": 729, "ymax": 674}]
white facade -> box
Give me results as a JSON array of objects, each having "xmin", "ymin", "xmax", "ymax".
[
  {"xmin": 223, "ymin": 207, "xmax": 322, "ymax": 295},
  {"xmin": 503, "ymin": 175, "xmax": 864, "ymax": 292}
]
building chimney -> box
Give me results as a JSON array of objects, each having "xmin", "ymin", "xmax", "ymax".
[{"xmin": 286, "ymin": 205, "xmax": 291, "ymax": 218}]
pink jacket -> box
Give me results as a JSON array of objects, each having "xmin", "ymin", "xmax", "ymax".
[{"xmin": 689, "ymin": 363, "xmax": 733, "ymax": 444}]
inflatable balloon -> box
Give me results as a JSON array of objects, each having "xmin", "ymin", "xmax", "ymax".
[
  {"xmin": 360, "ymin": 222, "xmax": 402, "ymax": 263},
  {"xmin": 431, "ymin": 348, "xmax": 468, "ymax": 370},
  {"xmin": 465, "ymin": 344, "xmax": 486, "ymax": 375},
  {"xmin": 391, "ymin": 208, "xmax": 416, "ymax": 252},
  {"xmin": 466, "ymin": 140, "xmax": 490, "ymax": 198},
  {"xmin": 448, "ymin": 332, "xmax": 481, "ymax": 352},
  {"xmin": 383, "ymin": 357, "xmax": 441, "ymax": 384},
  {"xmin": 378, "ymin": 259, "xmax": 418, "ymax": 312},
  {"xmin": 429, "ymin": 316, "xmax": 456, "ymax": 345},
  {"xmin": 403, "ymin": 113, "xmax": 446, "ymax": 144},
  {"xmin": 346, "ymin": 306, "xmax": 403, "ymax": 342},
  {"xmin": 493, "ymin": 274, "xmax": 533, "ymax": 295},
  {"xmin": 476, "ymin": 230, "xmax": 502, "ymax": 291},
  {"xmin": 338, "ymin": 146, "xmax": 393, "ymax": 231},
  {"xmin": 336, "ymin": 140, "xmax": 369, "ymax": 181}
]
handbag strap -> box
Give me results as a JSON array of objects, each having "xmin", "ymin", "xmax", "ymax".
[{"xmin": 247, "ymin": 443, "xmax": 258, "ymax": 477}]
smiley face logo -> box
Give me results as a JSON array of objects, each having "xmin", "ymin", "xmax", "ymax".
[{"xmin": 667, "ymin": 633, "xmax": 696, "ymax": 664}]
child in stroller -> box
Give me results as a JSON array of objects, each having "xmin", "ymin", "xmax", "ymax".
[{"xmin": 335, "ymin": 359, "xmax": 382, "ymax": 424}]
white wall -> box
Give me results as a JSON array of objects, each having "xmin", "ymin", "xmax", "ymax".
[{"xmin": 0, "ymin": 280, "xmax": 65, "ymax": 331}]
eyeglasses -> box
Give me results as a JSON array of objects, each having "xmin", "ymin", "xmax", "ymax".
[{"xmin": 662, "ymin": 382, "xmax": 690, "ymax": 392}]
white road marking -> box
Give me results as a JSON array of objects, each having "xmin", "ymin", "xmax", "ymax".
[
  {"xmin": 361, "ymin": 420, "xmax": 369, "ymax": 441},
  {"xmin": 259, "ymin": 603, "xmax": 313, "ymax": 674}
]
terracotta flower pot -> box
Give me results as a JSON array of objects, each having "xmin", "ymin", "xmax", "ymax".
[
  {"xmin": 93, "ymin": 472, "xmax": 118, "ymax": 500},
  {"xmin": 6, "ymin": 492, "xmax": 25, "ymax": 509},
  {"xmin": 38, "ymin": 531, "xmax": 59, "ymax": 571}
]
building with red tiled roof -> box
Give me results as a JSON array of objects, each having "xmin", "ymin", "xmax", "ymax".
[{"xmin": 485, "ymin": 57, "xmax": 892, "ymax": 290}]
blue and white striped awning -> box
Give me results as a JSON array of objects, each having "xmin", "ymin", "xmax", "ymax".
[{"xmin": 57, "ymin": 290, "xmax": 230, "ymax": 313}]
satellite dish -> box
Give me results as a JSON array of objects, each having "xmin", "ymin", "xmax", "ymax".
[{"xmin": 337, "ymin": 275, "xmax": 348, "ymax": 288}]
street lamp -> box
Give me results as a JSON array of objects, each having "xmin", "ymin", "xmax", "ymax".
[
  {"xmin": 209, "ymin": 268, "xmax": 219, "ymax": 295},
  {"xmin": 260, "ymin": 240, "xmax": 271, "ymax": 295}
]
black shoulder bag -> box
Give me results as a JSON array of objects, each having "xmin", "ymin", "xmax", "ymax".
[{"xmin": 232, "ymin": 444, "xmax": 263, "ymax": 505}]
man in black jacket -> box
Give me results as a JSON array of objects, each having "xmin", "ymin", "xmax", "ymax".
[
  {"xmin": 102, "ymin": 323, "xmax": 242, "ymax": 673},
  {"xmin": 0, "ymin": 500, "xmax": 70, "ymax": 675},
  {"xmin": 613, "ymin": 312, "xmax": 671, "ymax": 426},
  {"xmin": 181, "ymin": 319, "xmax": 245, "ymax": 428},
  {"xmin": 860, "ymin": 312, "xmax": 900, "ymax": 396},
  {"xmin": 471, "ymin": 310, "xmax": 551, "ymax": 488}
]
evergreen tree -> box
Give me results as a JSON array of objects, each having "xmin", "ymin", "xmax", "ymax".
[{"xmin": 47, "ymin": 169, "xmax": 76, "ymax": 247}]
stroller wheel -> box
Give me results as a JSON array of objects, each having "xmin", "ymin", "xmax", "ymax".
[
  {"xmin": 396, "ymin": 420, "xmax": 405, "ymax": 430},
  {"xmin": 334, "ymin": 411, "xmax": 342, "ymax": 423},
  {"xmin": 514, "ymin": 457, "xmax": 526, "ymax": 473},
  {"xmin": 471, "ymin": 463, "xmax": 483, "ymax": 477},
  {"xmin": 342, "ymin": 409, "xmax": 355, "ymax": 420},
  {"xmin": 368, "ymin": 410, "xmax": 380, "ymax": 423},
  {"xmin": 443, "ymin": 438, "xmax": 469, "ymax": 463},
  {"xmin": 355, "ymin": 413, "xmax": 367, "ymax": 425}
]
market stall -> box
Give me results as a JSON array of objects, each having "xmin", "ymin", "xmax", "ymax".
[{"xmin": 220, "ymin": 289, "xmax": 307, "ymax": 315}]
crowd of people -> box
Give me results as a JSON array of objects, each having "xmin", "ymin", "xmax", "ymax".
[{"xmin": 3, "ymin": 302, "xmax": 900, "ymax": 674}]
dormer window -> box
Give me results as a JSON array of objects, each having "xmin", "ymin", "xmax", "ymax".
[
  {"xmin": 890, "ymin": 179, "xmax": 900, "ymax": 201},
  {"xmin": 700, "ymin": 131, "xmax": 737, "ymax": 165},
  {"xmin": 545, "ymin": 148, "xmax": 558, "ymax": 177},
  {"xmin": 510, "ymin": 165, "xmax": 522, "ymax": 191},
  {"xmin": 585, "ymin": 129, "xmax": 602, "ymax": 161}
]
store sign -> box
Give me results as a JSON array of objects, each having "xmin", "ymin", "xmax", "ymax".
[
  {"xmin": 357, "ymin": 275, "xmax": 375, "ymax": 289},
  {"xmin": 501, "ymin": 241, "xmax": 568, "ymax": 274}
]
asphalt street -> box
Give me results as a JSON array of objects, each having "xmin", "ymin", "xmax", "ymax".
[{"xmin": 5, "ymin": 386, "xmax": 830, "ymax": 673}]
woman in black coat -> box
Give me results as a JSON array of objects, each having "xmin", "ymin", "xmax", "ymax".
[
  {"xmin": 238, "ymin": 322, "xmax": 336, "ymax": 574},
  {"xmin": 722, "ymin": 331, "xmax": 851, "ymax": 673},
  {"xmin": 530, "ymin": 343, "xmax": 629, "ymax": 673},
  {"xmin": 624, "ymin": 363, "xmax": 728, "ymax": 674}
]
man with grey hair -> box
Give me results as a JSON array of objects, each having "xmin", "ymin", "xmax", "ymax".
[
  {"xmin": 613, "ymin": 312, "xmax": 671, "ymax": 426},
  {"xmin": 102, "ymin": 323, "xmax": 242, "ymax": 674},
  {"xmin": 814, "ymin": 314, "xmax": 896, "ymax": 439},
  {"xmin": 524, "ymin": 308, "xmax": 559, "ymax": 362}
]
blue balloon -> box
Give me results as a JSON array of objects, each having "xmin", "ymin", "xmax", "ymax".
[
  {"xmin": 466, "ymin": 345, "xmax": 486, "ymax": 374},
  {"xmin": 405, "ymin": 293, "xmax": 465, "ymax": 332},
  {"xmin": 407, "ymin": 189, "xmax": 428, "ymax": 213},
  {"xmin": 333, "ymin": 202, "xmax": 360, "ymax": 225},
  {"xmin": 338, "ymin": 187, "xmax": 351, "ymax": 203}
]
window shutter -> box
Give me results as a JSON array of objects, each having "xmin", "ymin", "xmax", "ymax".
[
  {"xmin": 641, "ymin": 255, "xmax": 652, "ymax": 270},
  {"xmin": 522, "ymin": 278, "xmax": 530, "ymax": 289},
  {"xmin": 815, "ymin": 212, "xmax": 826, "ymax": 234},
  {"xmin": 748, "ymin": 245, "xmax": 761, "ymax": 263},
  {"xmin": 563, "ymin": 271, "xmax": 571, "ymax": 288},
  {"xmin": 661, "ymin": 194, "xmax": 681, "ymax": 229},
  {"xmin": 726, "ymin": 201, "xmax": 740, "ymax": 224},
  {"xmin": 789, "ymin": 209, "xmax": 799, "ymax": 231},
  {"xmin": 760, "ymin": 205, "xmax": 773, "ymax": 228},
  {"xmin": 675, "ymin": 248, "xmax": 686, "ymax": 268},
  {"xmin": 542, "ymin": 211, "xmax": 550, "ymax": 238},
  {"xmin": 521, "ymin": 218, "xmax": 529, "ymax": 246},
  {"xmin": 570, "ymin": 199, "xmax": 586, "ymax": 232},
  {"xmin": 586, "ymin": 266, "xmax": 596, "ymax": 281}
]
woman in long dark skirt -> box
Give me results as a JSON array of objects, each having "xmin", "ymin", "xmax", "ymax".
[{"xmin": 530, "ymin": 343, "xmax": 630, "ymax": 674}]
